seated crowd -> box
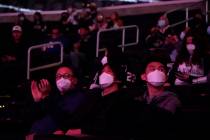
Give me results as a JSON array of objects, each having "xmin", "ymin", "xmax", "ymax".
[
  {"xmin": 26, "ymin": 55, "xmax": 181, "ymax": 140},
  {"xmin": 0, "ymin": 4, "xmax": 210, "ymax": 140}
]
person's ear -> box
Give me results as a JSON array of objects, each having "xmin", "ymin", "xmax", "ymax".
[
  {"xmin": 141, "ymin": 73, "xmax": 146, "ymax": 81},
  {"xmin": 72, "ymin": 77, "xmax": 78, "ymax": 86}
]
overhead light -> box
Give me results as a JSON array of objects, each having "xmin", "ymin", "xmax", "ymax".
[{"xmin": 0, "ymin": 4, "xmax": 41, "ymax": 13}]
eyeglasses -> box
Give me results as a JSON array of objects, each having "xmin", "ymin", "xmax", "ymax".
[{"xmin": 56, "ymin": 73, "xmax": 74, "ymax": 79}]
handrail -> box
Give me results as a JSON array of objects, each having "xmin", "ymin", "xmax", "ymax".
[
  {"xmin": 168, "ymin": 17, "xmax": 194, "ymax": 28},
  {"xmin": 0, "ymin": 0, "xmax": 204, "ymax": 23},
  {"xmin": 164, "ymin": 0, "xmax": 206, "ymax": 27},
  {"xmin": 27, "ymin": 42, "xmax": 63, "ymax": 80},
  {"xmin": 96, "ymin": 25, "xmax": 139, "ymax": 57}
]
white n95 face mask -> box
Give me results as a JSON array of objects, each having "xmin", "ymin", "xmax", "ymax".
[
  {"xmin": 158, "ymin": 20, "xmax": 166, "ymax": 28},
  {"xmin": 180, "ymin": 31, "xmax": 185, "ymax": 40},
  {"xmin": 56, "ymin": 78, "xmax": 71, "ymax": 93},
  {"xmin": 99, "ymin": 72, "xmax": 114, "ymax": 88},
  {"xmin": 146, "ymin": 70, "xmax": 166, "ymax": 87},
  {"xmin": 101, "ymin": 56, "xmax": 108, "ymax": 65},
  {"xmin": 186, "ymin": 44, "xmax": 196, "ymax": 55}
]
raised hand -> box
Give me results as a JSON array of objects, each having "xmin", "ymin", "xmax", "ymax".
[
  {"xmin": 31, "ymin": 79, "xmax": 51, "ymax": 102},
  {"xmin": 89, "ymin": 83, "xmax": 100, "ymax": 90},
  {"xmin": 54, "ymin": 130, "xmax": 65, "ymax": 135},
  {"xmin": 38, "ymin": 79, "xmax": 51, "ymax": 97},
  {"xmin": 65, "ymin": 129, "xmax": 82, "ymax": 136}
]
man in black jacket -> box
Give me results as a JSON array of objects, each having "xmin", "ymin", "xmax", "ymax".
[{"xmin": 28, "ymin": 66, "xmax": 88, "ymax": 136}]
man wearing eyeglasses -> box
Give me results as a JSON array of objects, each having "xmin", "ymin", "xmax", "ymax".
[{"xmin": 28, "ymin": 66, "xmax": 87, "ymax": 136}]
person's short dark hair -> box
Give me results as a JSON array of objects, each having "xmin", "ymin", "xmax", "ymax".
[
  {"xmin": 140, "ymin": 54, "xmax": 168, "ymax": 74},
  {"xmin": 50, "ymin": 25, "xmax": 61, "ymax": 31},
  {"xmin": 18, "ymin": 12, "xmax": 26, "ymax": 18},
  {"xmin": 54, "ymin": 65, "xmax": 77, "ymax": 78},
  {"xmin": 47, "ymin": 24, "xmax": 61, "ymax": 33},
  {"xmin": 61, "ymin": 12, "xmax": 69, "ymax": 21},
  {"xmin": 34, "ymin": 12, "xmax": 43, "ymax": 20},
  {"xmin": 103, "ymin": 47, "xmax": 125, "ymax": 82},
  {"xmin": 79, "ymin": 26, "xmax": 90, "ymax": 32}
]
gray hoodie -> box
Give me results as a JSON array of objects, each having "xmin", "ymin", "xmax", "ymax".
[{"xmin": 144, "ymin": 91, "xmax": 181, "ymax": 114}]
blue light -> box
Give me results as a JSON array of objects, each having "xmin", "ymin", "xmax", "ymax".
[{"xmin": 0, "ymin": 4, "xmax": 41, "ymax": 13}]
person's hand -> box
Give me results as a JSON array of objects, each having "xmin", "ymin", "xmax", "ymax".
[
  {"xmin": 54, "ymin": 130, "xmax": 65, "ymax": 135},
  {"xmin": 163, "ymin": 82, "xmax": 171, "ymax": 87},
  {"xmin": 38, "ymin": 79, "xmax": 51, "ymax": 96},
  {"xmin": 89, "ymin": 24, "xmax": 97, "ymax": 31},
  {"xmin": 1, "ymin": 55, "xmax": 16, "ymax": 62},
  {"xmin": 89, "ymin": 83, "xmax": 100, "ymax": 90},
  {"xmin": 192, "ymin": 76, "xmax": 208, "ymax": 84},
  {"xmin": 149, "ymin": 47, "xmax": 157, "ymax": 51},
  {"xmin": 25, "ymin": 133, "xmax": 35, "ymax": 140},
  {"xmin": 175, "ymin": 72, "xmax": 190, "ymax": 82},
  {"xmin": 65, "ymin": 129, "xmax": 82, "ymax": 136},
  {"xmin": 6, "ymin": 55, "xmax": 16, "ymax": 61},
  {"xmin": 31, "ymin": 79, "xmax": 51, "ymax": 102},
  {"xmin": 150, "ymin": 27, "xmax": 159, "ymax": 33}
]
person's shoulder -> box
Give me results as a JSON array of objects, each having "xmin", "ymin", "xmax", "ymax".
[
  {"xmin": 113, "ymin": 88, "xmax": 139, "ymax": 103},
  {"xmin": 113, "ymin": 89, "xmax": 128, "ymax": 98},
  {"xmin": 86, "ymin": 88, "xmax": 102, "ymax": 98},
  {"xmin": 76, "ymin": 88, "xmax": 103, "ymax": 102},
  {"xmin": 163, "ymin": 91, "xmax": 181, "ymax": 105},
  {"xmin": 163, "ymin": 91, "xmax": 179, "ymax": 98},
  {"xmin": 119, "ymin": 87, "xmax": 145, "ymax": 98},
  {"xmin": 73, "ymin": 88, "xmax": 88, "ymax": 97}
]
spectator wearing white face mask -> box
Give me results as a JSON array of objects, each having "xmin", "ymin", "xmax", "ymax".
[
  {"xmin": 157, "ymin": 15, "xmax": 170, "ymax": 35},
  {"xmin": 140, "ymin": 57, "xmax": 181, "ymax": 114},
  {"xmin": 169, "ymin": 34, "xmax": 206, "ymax": 86},
  {"xmin": 27, "ymin": 66, "xmax": 88, "ymax": 137},
  {"xmin": 64, "ymin": 55, "xmax": 135, "ymax": 137},
  {"xmin": 89, "ymin": 45, "xmax": 125, "ymax": 94},
  {"xmin": 89, "ymin": 46, "xmax": 125, "ymax": 90},
  {"xmin": 179, "ymin": 27, "xmax": 191, "ymax": 41},
  {"xmin": 129, "ymin": 56, "xmax": 182, "ymax": 139},
  {"xmin": 98, "ymin": 64, "xmax": 121, "ymax": 96}
]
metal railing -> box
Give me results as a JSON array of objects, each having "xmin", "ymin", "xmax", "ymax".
[
  {"xmin": 168, "ymin": 17, "xmax": 194, "ymax": 29},
  {"xmin": 0, "ymin": 0, "xmax": 204, "ymax": 23},
  {"xmin": 164, "ymin": 0, "xmax": 207, "ymax": 28},
  {"xmin": 27, "ymin": 42, "xmax": 63, "ymax": 80},
  {"xmin": 96, "ymin": 25, "xmax": 139, "ymax": 57}
]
